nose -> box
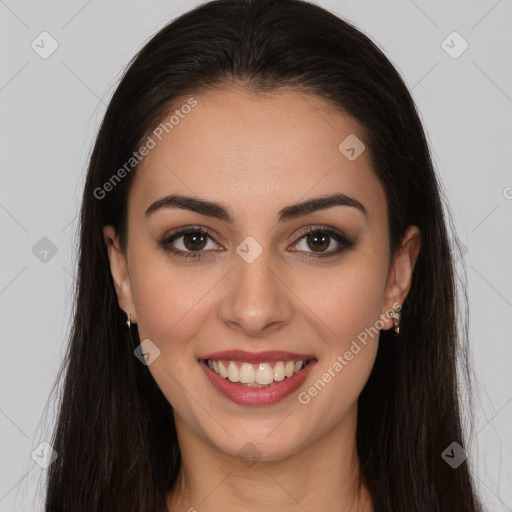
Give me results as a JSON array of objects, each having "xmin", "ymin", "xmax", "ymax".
[{"xmin": 218, "ymin": 250, "xmax": 293, "ymax": 337}]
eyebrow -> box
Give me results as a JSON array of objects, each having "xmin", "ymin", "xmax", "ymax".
[{"xmin": 144, "ymin": 192, "xmax": 368, "ymax": 223}]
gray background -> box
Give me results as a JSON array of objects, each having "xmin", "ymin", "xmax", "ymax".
[{"xmin": 1, "ymin": 0, "xmax": 511, "ymax": 510}]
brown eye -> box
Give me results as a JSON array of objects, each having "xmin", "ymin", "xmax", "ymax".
[
  {"xmin": 305, "ymin": 232, "xmax": 330, "ymax": 252},
  {"xmin": 291, "ymin": 226, "xmax": 356, "ymax": 258},
  {"xmin": 159, "ymin": 227, "xmax": 221, "ymax": 259},
  {"xmin": 182, "ymin": 231, "xmax": 208, "ymax": 251}
]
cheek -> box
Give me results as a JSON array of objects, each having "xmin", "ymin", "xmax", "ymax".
[
  {"xmin": 298, "ymin": 277, "xmax": 382, "ymax": 429},
  {"xmin": 129, "ymin": 260, "xmax": 213, "ymax": 414},
  {"xmin": 311, "ymin": 259, "xmax": 387, "ymax": 346},
  {"xmin": 129, "ymin": 254, "xmax": 215, "ymax": 355},
  {"xmin": 298, "ymin": 257, "xmax": 385, "ymax": 408}
]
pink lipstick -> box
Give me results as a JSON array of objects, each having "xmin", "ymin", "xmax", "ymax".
[{"xmin": 198, "ymin": 350, "xmax": 317, "ymax": 406}]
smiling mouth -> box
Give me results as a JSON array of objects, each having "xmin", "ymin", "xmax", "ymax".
[{"xmin": 202, "ymin": 358, "xmax": 316, "ymax": 388}]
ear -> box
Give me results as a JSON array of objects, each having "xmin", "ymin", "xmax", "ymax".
[
  {"xmin": 380, "ymin": 225, "xmax": 421, "ymax": 330},
  {"xmin": 103, "ymin": 225, "xmax": 137, "ymax": 324}
]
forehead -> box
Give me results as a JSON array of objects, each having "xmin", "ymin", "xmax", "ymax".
[{"xmin": 129, "ymin": 87, "xmax": 385, "ymax": 224}]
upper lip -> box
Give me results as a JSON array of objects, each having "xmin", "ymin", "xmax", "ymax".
[{"xmin": 199, "ymin": 350, "xmax": 316, "ymax": 364}]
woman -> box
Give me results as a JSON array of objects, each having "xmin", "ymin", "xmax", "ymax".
[{"xmin": 44, "ymin": 0, "xmax": 481, "ymax": 510}]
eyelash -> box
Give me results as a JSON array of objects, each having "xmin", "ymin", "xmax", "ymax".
[{"xmin": 159, "ymin": 225, "xmax": 355, "ymax": 261}]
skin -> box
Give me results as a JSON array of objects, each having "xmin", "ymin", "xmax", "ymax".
[{"xmin": 103, "ymin": 86, "xmax": 421, "ymax": 512}]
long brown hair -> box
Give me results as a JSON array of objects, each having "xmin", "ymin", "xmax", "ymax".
[{"xmin": 44, "ymin": 0, "xmax": 481, "ymax": 510}]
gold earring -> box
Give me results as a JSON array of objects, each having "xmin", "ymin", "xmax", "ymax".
[
  {"xmin": 389, "ymin": 306, "xmax": 401, "ymax": 335},
  {"xmin": 125, "ymin": 311, "xmax": 131, "ymax": 329}
]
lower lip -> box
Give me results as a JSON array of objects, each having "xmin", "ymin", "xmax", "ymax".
[{"xmin": 199, "ymin": 359, "xmax": 317, "ymax": 406}]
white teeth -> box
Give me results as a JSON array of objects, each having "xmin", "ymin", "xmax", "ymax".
[
  {"xmin": 227, "ymin": 361, "xmax": 239, "ymax": 382},
  {"xmin": 207, "ymin": 358, "xmax": 309, "ymax": 385},
  {"xmin": 218, "ymin": 361, "xmax": 228, "ymax": 378},
  {"xmin": 256, "ymin": 363, "xmax": 274, "ymax": 385},
  {"xmin": 239, "ymin": 362, "xmax": 255, "ymax": 383},
  {"xmin": 273, "ymin": 361, "xmax": 285, "ymax": 381}
]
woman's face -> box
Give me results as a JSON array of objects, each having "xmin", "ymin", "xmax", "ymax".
[{"xmin": 104, "ymin": 87, "xmax": 420, "ymax": 461}]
